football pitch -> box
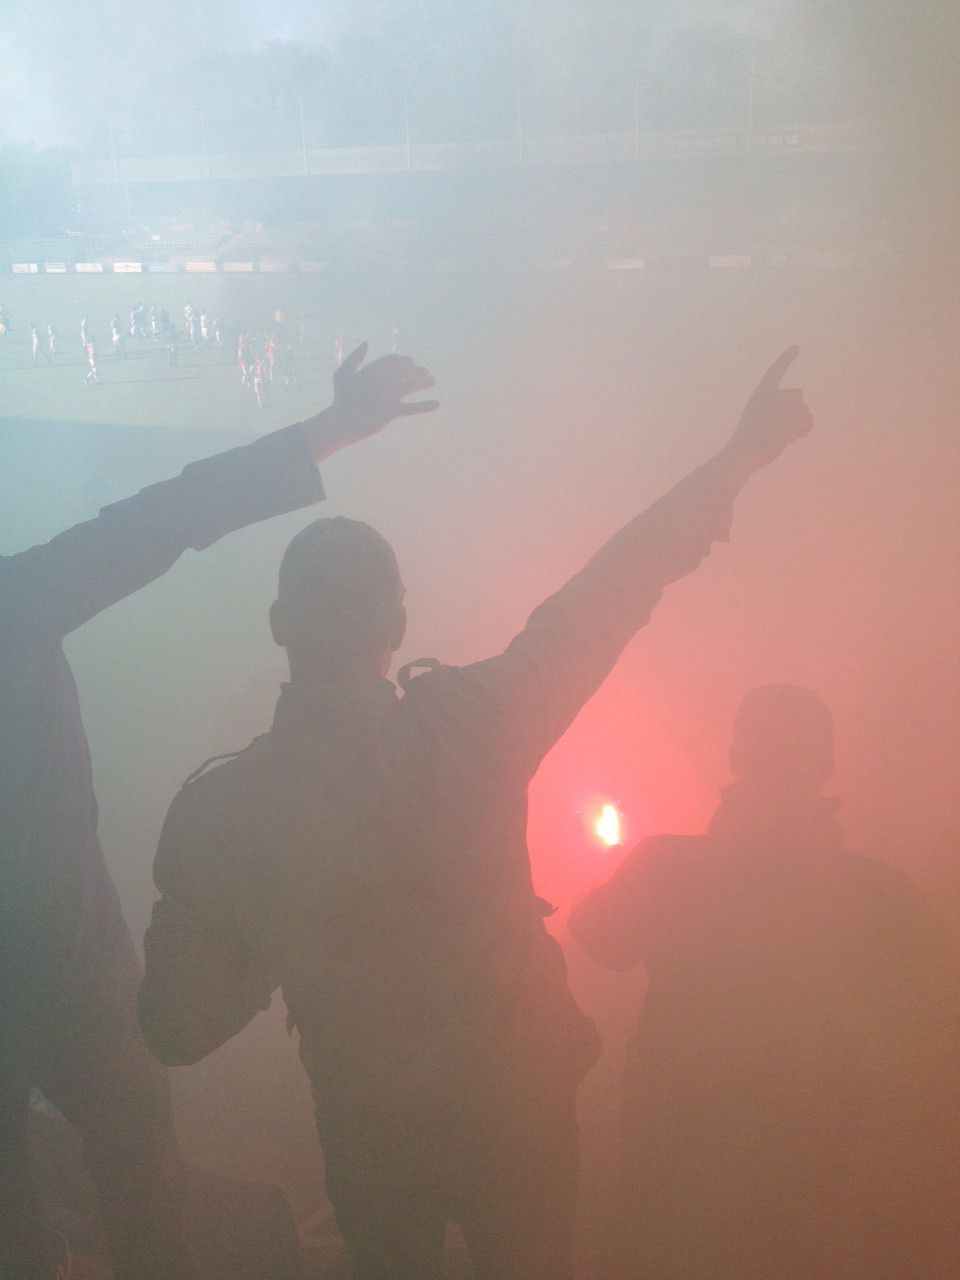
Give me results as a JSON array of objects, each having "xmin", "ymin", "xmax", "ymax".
[{"xmin": 0, "ymin": 269, "xmax": 422, "ymax": 434}]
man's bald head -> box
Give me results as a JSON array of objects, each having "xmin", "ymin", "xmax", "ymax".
[{"xmin": 271, "ymin": 517, "xmax": 406, "ymax": 668}]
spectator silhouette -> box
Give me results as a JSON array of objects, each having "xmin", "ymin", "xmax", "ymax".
[
  {"xmin": 0, "ymin": 345, "xmax": 436, "ymax": 1278},
  {"xmin": 139, "ymin": 352, "xmax": 813, "ymax": 1280},
  {"xmin": 571, "ymin": 684, "xmax": 959, "ymax": 1279}
]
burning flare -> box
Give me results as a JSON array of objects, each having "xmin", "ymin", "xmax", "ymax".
[{"xmin": 593, "ymin": 802, "xmax": 623, "ymax": 849}]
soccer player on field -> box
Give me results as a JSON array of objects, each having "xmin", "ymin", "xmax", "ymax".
[{"xmin": 85, "ymin": 340, "xmax": 100, "ymax": 384}]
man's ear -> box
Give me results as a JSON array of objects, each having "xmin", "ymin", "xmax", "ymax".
[
  {"xmin": 269, "ymin": 599, "xmax": 286, "ymax": 648},
  {"xmin": 390, "ymin": 603, "xmax": 407, "ymax": 653}
]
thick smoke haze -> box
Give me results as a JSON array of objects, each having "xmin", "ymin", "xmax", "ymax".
[
  {"xmin": 2, "ymin": 1, "xmax": 784, "ymax": 150},
  {"xmin": 5, "ymin": 0, "xmax": 956, "ymax": 210},
  {"xmin": 1, "ymin": 1, "xmax": 958, "ymax": 1272},
  {"xmin": 1, "ymin": 1, "xmax": 264, "ymax": 148},
  {"xmin": 4, "ymin": 255, "xmax": 956, "ymax": 1267}
]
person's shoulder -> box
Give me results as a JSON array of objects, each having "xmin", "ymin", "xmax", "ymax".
[
  {"xmin": 397, "ymin": 656, "xmax": 518, "ymax": 749},
  {"xmin": 632, "ymin": 831, "xmax": 709, "ymax": 872},
  {"xmin": 851, "ymin": 853, "xmax": 947, "ymax": 958},
  {"xmin": 173, "ymin": 734, "xmax": 275, "ymax": 818},
  {"xmin": 852, "ymin": 850, "xmax": 940, "ymax": 923},
  {"xmin": 611, "ymin": 833, "xmax": 708, "ymax": 893},
  {"xmin": 396, "ymin": 657, "xmax": 474, "ymax": 714},
  {"xmin": 829, "ymin": 847, "xmax": 941, "ymax": 931},
  {"xmin": 638, "ymin": 832, "xmax": 707, "ymax": 857},
  {"xmin": 840, "ymin": 848, "xmax": 923, "ymax": 901},
  {"xmin": 400, "ymin": 654, "xmax": 529, "ymax": 707},
  {"xmin": 397, "ymin": 657, "xmax": 448, "ymax": 693}
]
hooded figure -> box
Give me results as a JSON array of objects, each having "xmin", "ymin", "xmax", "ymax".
[{"xmin": 571, "ymin": 685, "xmax": 958, "ymax": 1279}]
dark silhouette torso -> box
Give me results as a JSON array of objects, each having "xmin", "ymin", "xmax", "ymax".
[{"xmin": 573, "ymin": 799, "xmax": 957, "ymax": 1278}]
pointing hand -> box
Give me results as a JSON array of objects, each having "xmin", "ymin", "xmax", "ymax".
[{"xmin": 725, "ymin": 347, "xmax": 813, "ymax": 473}]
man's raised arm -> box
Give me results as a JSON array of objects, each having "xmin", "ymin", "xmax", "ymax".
[
  {"xmin": 0, "ymin": 345, "xmax": 437, "ymax": 641},
  {"xmin": 417, "ymin": 349, "xmax": 813, "ymax": 775}
]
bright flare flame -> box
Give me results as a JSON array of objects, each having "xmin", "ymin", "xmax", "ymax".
[{"xmin": 593, "ymin": 803, "xmax": 623, "ymax": 848}]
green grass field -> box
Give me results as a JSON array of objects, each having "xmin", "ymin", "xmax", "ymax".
[{"xmin": 0, "ymin": 269, "xmax": 423, "ymax": 433}]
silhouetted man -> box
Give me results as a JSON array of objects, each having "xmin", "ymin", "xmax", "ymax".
[
  {"xmin": 571, "ymin": 684, "xmax": 958, "ymax": 1279},
  {"xmin": 0, "ymin": 345, "xmax": 438, "ymax": 1280},
  {"xmin": 139, "ymin": 351, "xmax": 813, "ymax": 1280}
]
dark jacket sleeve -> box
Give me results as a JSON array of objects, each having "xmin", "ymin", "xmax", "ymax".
[
  {"xmin": 412, "ymin": 453, "xmax": 741, "ymax": 778},
  {"xmin": 569, "ymin": 840, "xmax": 662, "ymax": 971},
  {"xmin": 0, "ymin": 422, "xmax": 324, "ymax": 641},
  {"xmin": 138, "ymin": 787, "xmax": 275, "ymax": 1067}
]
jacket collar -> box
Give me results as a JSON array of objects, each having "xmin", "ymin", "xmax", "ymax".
[
  {"xmin": 707, "ymin": 781, "xmax": 844, "ymax": 857},
  {"xmin": 272, "ymin": 677, "xmax": 397, "ymax": 732}
]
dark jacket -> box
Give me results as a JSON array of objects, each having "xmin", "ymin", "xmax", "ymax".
[
  {"xmin": 139, "ymin": 455, "xmax": 740, "ymax": 1140},
  {"xmin": 570, "ymin": 787, "xmax": 958, "ymax": 1277}
]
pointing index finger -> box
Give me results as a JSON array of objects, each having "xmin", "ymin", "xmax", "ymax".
[
  {"xmin": 760, "ymin": 345, "xmax": 800, "ymax": 390},
  {"xmin": 339, "ymin": 340, "xmax": 368, "ymax": 373}
]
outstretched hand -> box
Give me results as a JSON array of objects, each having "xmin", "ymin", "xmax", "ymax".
[
  {"xmin": 725, "ymin": 347, "xmax": 813, "ymax": 474},
  {"xmin": 333, "ymin": 342, "xmax": 439, "ymax": 440},
  {"xmin": 304, "ymin": 341, "xmax": 439, "ymax": 463}
]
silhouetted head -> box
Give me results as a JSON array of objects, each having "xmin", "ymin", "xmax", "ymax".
[
  {"xmin": 729, "ymin": 684, "xmax": 835, "ymax": 795},
  {"xmin": 270, "ymin": 517, "xmax": 406, "ymax": 680}
]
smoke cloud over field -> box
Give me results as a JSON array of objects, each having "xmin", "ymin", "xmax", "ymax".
[
  {"xmin": 4, "ymin": 0, "xmax": 956, "ymax": 232},
  {"xmin": 2, "ymin": 1, "xmax": 958, "ymax": 1270},
  {"xmin": 2, "ymin": 1, "xmax": 783, "ymax": 151}
]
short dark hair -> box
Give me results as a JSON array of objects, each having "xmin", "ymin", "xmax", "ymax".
[
  {"xmin": 276, "ymin": 517, "xmax": 403, "ymax": 648},
  {"xmin": 730, "ymin": 684, "xmax": 835, "ymax": 789}
]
